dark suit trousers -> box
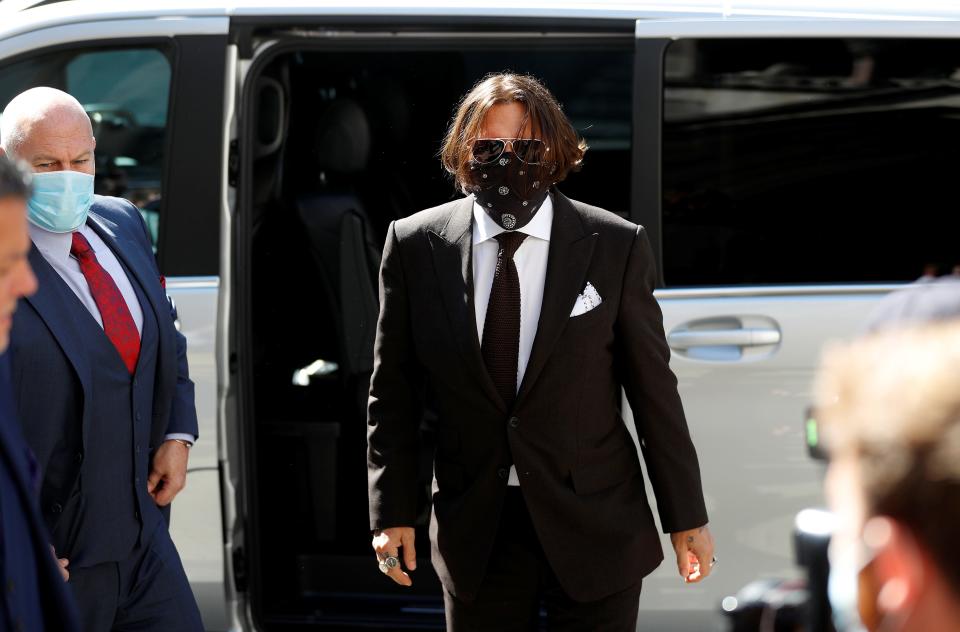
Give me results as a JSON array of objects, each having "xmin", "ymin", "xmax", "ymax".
[
  {"xmin": 67, "ymin": 524, "xmax": 202, "ymax": 632},
  {"xmin": 444, "ymin": 489, "xmax": 643, "ymax": 632}
]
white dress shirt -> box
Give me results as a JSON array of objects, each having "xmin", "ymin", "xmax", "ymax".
[
  {"xmin": 29, "ymin": 221, "xmax": 195, "ymax": 445},
  {"xmin": 472, "ymin": 195, "xmax": 553, "ymax": 486}
]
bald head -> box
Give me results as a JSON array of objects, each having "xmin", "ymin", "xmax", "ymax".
[{"xmin": 0, "ymin": 87, "xmax": 95, "ymax": 175}]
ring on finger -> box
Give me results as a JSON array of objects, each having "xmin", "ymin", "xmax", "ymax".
[
  {"xmin": 710, "ymin": 556, "xmax": 718, "ymax": 568},
  {"xmin": 378, "ymin": 555, "xmax": 400, "ymax": 574}
]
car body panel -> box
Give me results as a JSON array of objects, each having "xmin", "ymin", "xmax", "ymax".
[
  {"xmin": 2, "ymin": 3, "xmax": 956, "ymax": 631},
  {"xmin": 626, "ymin": 286, "xmax": 901, "ymax": 623}
]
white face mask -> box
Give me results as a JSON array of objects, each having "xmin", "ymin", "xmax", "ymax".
[
  {"xmin": 828, "ymin": 539, "xmax": 870, "ymax": 632},
  {"xmin": 828, "ymin": 519, "xmax": 916, "ymax": 632}
]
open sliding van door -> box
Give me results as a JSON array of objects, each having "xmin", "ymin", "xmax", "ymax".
[
  {"xmin": 629, "ymin": 15, "xmax": 960, "ymax": 630},
  {"xmin": 227, "ymin": 11, "xmax": 642, "ymax": 630}
]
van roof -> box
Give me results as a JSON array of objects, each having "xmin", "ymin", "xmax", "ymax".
[{"xmin": 2, "ymin": 0, "xmax": 959, "ymax": 38}]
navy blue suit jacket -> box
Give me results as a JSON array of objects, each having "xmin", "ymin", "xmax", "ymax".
[
  {"xmin": 0, "ymin": 352, "xmax": 80, "ymax": 631},
  {"xmin": 9, "ymin": 196, "xmax": 199, "ymax": 543}
]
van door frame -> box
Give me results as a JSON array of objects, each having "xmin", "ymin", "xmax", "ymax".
[{"xmin": 229, "ymin": 19, "xmax": 638, "ymax": 630}]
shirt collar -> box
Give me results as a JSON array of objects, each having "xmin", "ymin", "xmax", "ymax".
[
  {"xmin": 472, "ymin": 193, "xmax": 554, "ymax": 246},
  {"xmin": 28, "ymin": 221, "xmax": 98, "ymax": 265},
  {"xmin": 28, "ymin": 222, "xmax": 74, "ymax": 265}
]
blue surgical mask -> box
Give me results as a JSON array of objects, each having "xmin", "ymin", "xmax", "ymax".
[{"xmin": 27, "ymin": 170, "xmax": 94, "ymax": 233}]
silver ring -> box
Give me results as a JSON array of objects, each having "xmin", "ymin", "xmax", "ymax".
[
  {"xmin": 710, "ymin": 556, "xmax": 718, "ymax": 568},
  {"xmin": 378, "ymin": 555, "xmax": 399, "ymax": 574}
]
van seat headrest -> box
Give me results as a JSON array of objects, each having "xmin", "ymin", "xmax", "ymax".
[{"xmin": 314, "ymin": 98, "xmax": 371, "ymax": 175}]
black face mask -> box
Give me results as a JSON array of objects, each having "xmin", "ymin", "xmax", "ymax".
[{"xmin": 469, "ymin": 155, "xmax": 553, "ymax": 230}]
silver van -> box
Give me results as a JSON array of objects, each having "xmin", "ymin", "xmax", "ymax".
[{"xmin": 2, "ymin": 1, "xmax": 959, "ymax": 630}]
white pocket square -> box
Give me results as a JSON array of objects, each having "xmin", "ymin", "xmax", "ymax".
[{"xmin": 570, "ymin": 282, "xmax": 602, "ymax": 317}]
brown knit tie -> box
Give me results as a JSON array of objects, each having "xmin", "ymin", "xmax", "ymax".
[{"xmin": 481, "ymin": 231, "xmax": 528, "ymax": 408}]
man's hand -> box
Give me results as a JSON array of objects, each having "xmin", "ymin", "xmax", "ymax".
[
  {"xmin": 371, "ymin": 527, "xmax": 416, "ymax": 587},
  {"xmin": 147, "ymin": 440, "xmax": 190, "ymax": 506},
  {"xmin": 670, "ymin": 524, "xmax": 716, "ymax": 584},
  {"xmin": 50, "ymin": 545, "xmax": 68, "ymax": 582}
]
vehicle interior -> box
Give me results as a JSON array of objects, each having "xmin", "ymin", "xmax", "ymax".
[{"xmin": 240, "ymin": 38, "xmax": 634, "ymax": 628}]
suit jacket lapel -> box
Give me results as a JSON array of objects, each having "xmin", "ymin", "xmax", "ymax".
[
  {"xmin": 428, "ymin": 198, "xmax": 507, "ymax": 413},
  {"xmin": 515, "ymin": 191, "xmax": 597, "ymax": 407},
  {"xmin": 23, "ymin": 246, "xmax": 94, "ymax": 448}
]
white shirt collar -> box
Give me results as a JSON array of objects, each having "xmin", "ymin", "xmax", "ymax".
[
  {"xmin": 473, "ymin": 195, "xmax": 553, "ymax": 245},
  {"xmin": 29, "ymin": 221, "xmax": 75, "ymax": 266},
  {"xmin": 472, "ymin": 193, "xmax": 554, "ymax": 246}
]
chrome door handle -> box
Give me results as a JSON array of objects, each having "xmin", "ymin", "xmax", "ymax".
[{"xmin": 667, "ymin": 328, "xmax": 781, "ymax": 350}]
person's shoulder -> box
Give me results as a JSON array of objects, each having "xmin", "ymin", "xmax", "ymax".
[
  {"xmin": 393, "ymin": 197, "xmax": 470, "ymax": 241},
  {"xmin": 89, "ymin": 195, "xmax": 151, "ymax": 249},
  {"xmin": 559, "ymin": 193, "xmax": 641, "ymax": 239},
  {"xmin": 89, "ymin": 194, "xmax": 141, "ymax": 225}
]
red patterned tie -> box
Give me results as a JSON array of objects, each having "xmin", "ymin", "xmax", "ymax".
[{"xmin": 70, "ymin": 232, "xmax": 141, "ymax": 374}]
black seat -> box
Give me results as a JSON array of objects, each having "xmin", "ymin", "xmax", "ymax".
[{"xmin": 294, "ymin": 97, "xmax": 381, "ymax": 400}]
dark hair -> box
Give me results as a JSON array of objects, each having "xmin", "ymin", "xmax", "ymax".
[
  {"xmin": 440, "ymin": 72, "xmax": 588, "ymax": 194},
  {"xmin": 0, "ymin": 154, "xmax": 32, "ymax": 201}
]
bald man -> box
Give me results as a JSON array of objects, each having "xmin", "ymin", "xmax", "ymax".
[{"xmin": 0, "ymin": 88, "xmax": 202, "ymax": 630}]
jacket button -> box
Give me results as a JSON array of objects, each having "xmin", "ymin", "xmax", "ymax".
[
  {"xmin": 508, "ymin": 416, "xmax": 520, "ymax": 428},
  {"xmin": 135, "ymin": 412, "xmax": 142, "ymax": 421},
  {"xmin": 498, "ymin": 468, "xmax": 508, "ymax": 479},
  {"xmin": 51, "ymin": 503, "xmax": 62, "ymax": 514},
  {"xmin": 75, "ymin": 452, "xmax": 83, "ymax": 463}
]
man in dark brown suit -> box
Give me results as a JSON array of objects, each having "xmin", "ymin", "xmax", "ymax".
[{"xmin": 367, "ymin": 73, "xmax": 715, "ymax": 631}]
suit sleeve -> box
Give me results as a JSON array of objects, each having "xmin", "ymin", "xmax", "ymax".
[
  {"xmin": 367, "ymin": 221, "xmax": 424, "ymax": 531},
  {"xmin": 616, "ymin": 226, "xmax": 707, "ymax": 533},
  {"xmin": 127, "ymin": 200, "xmax": 200, "ymax": 439},
  {"xmin": 162, "ymin": 307, "xmax": 199, "ymax": 439}
]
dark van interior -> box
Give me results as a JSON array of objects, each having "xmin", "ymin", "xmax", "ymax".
[{"xmin": 240, "ymin": 39, "xmax": 634, "ymax": 629}]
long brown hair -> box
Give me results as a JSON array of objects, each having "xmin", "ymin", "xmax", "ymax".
[{"xmin": 440, "ymin": 72, "xmax": 587, "ymax": 194}]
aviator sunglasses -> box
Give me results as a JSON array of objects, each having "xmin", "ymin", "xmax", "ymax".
[{"xmin": 470, "ymin": 138, "xmax": 548, "ymax": 165}]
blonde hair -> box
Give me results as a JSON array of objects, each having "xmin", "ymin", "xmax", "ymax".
[{"xmin": 814, "ymin": 320, "xmax": 960, "ymax": 593}]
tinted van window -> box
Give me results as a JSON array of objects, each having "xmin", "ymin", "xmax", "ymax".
[
  {"xmin": 0, "ymin": 46, "xmax": 171, "ymax": 251},
  {"xmin": 661, "ymin": 39, "xmax": 960, "ymax": 287}
]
